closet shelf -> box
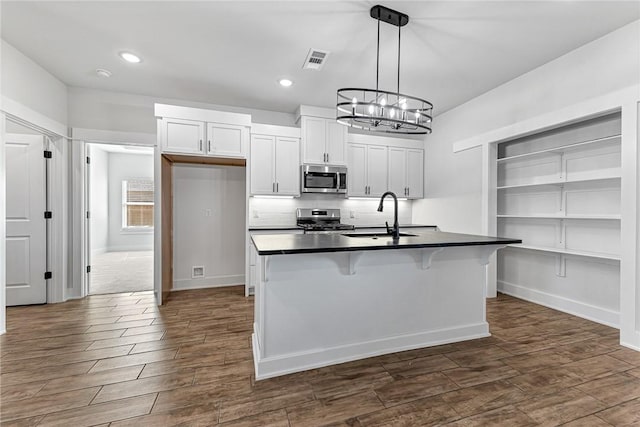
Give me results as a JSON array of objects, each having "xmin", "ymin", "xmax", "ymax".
[
  {"xmin": 504, "ymin": 244, "xmax": 620, "ymax": 261},
  {"xmin": 497, "ymin": 134, "xmax": 621, "ymax": 163},
  {"xmin": 497, "ymin": 214, "xmax": 621, "ymax": 220},
  {"xmin": 497, "ymin": 175, "xmax": 621, "ymax": 190}
]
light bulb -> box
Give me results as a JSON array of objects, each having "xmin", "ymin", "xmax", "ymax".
[
  {"xmin": 380, "ymin": 98, "xmax": 386, "ymax": 107},
  {"xmin": 351, "ymin": 97, "xmax": 357, "ymax": 105},
  {"xmin": 368, "ymin": 105, "xmax": 374, "ymax": 114},
  {"xmin": 401, "ymin": 102, "xmax": 407, "ymax": 110},
  {"xmin": 389, "ymin": 108, "xmax": 395, "ymax": 118}
]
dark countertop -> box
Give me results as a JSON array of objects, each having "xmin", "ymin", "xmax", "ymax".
[
  {"xmin": 248, "ymin": 224, "xmax": 438, "ymax": 232},
  {"xmin": 251, "ymin": 230, "xmax": 522, "ymax": 256}
]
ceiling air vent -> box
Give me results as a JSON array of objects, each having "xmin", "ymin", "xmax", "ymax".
[{"xmin": 303, "ymin": 49, "xmax": 330, "ymax": 70}]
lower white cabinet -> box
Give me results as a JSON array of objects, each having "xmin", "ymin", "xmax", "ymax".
[
  {"xmin": 347, "ymin": 143, "xmax": 388, "ymax": 197},
  {"xmin": 388, "ymin": 148, "xmax": 424, "ymax": 199},
  {"xmin": 250, "ymin": 135, "xmax": 300, "ymax": 196}
]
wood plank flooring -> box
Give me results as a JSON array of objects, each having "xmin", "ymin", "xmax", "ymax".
[{"xmin": 1, "ymin": 287, "xmax": 639, "ymax": 426}]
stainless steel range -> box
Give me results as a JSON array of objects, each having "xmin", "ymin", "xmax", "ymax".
[{"xmin": 296, "ymin": 208, "xmax": 355, "ymax": 234}]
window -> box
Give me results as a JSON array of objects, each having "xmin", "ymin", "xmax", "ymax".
[{"xmin": 122, "ymin": 179, "xmax": 154, "ymax": 229}]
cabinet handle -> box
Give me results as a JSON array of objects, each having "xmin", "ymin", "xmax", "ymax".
[
  {"xmin": 326, "ymin": 153, "xmax": 329, "ymax": 163},
  {"xmin": 272, "ymin": 182, "xmax": 275, "ymax": 192},
  {"xmin": 276, "ymin": 182, "xmax": 279, "ymax": 192},
  {"xmin": 407, "ymin": 187, "xmax": 410, "ymax": 196},
  {"xmin": 208, "ymin": 140, "xmax": 211, "ymax": 152},
  {"xmin": 199, "ymin": 139, "xmax": 202, "ymax": 151}
]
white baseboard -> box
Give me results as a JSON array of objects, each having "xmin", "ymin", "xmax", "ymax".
[
  {"xmin": 252, "ymin": 322, "xmax": 489, "ymax": 380},
  {"xmin": 91, "ymin": 247, "xmax": 107, "ymax": 257},
  {"xmin": 498, "ymin": 280, "xmax": 620, "ymax": 328},
  {"xmin": 107, "ymin": 245, "xmax": 153, "ymax": 252},
  {"xmin": 172, "ymin": 274, "xmax": 245, "ymax": 291}
]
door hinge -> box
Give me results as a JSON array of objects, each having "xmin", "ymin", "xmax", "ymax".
[
  {"xmin": 44, "ymin": 271, "xmax": 52, "ymax": 280},
  {"xmin": 86, "ymin": 265, "xmax": 91, "ymax": 273},
  {"xmin": 44, "ymin": 211, "xmax": 52, "ymax": 219},
  {"xmin": 44, "ymin": 150, "xmax": 52, "ymax": 159},
  {"xmin": 86, "ymin": 156, "xmax": 90, "ymax": 164}
]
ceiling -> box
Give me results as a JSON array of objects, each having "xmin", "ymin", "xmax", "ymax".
[{"xmin": 2, "ymin": 1, "xmax": 639, "ymax": 117}]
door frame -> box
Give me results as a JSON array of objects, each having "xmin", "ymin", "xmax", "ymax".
[
  {"xmin": 1, "ymin": 105, "xmax": 68, "ymax": 335},
  {"xmin": 69, "ymin": 128, "xmax": 156, "ymax": 300}
]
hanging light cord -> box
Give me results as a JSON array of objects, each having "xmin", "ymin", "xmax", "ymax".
[
  {"xmin": 376, "ymin": 16, "xmax": 380, "ymax": 94},
  {"xmin": 397, "ymin": 20, "xmax": 401, "ymax": 95}
]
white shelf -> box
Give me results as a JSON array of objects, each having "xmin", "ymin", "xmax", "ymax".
[
  {"xmin": 497, "ymin": 214, "xmax": 621, "ymax": 220},
  {"xmin": 497, "ymin": 134, "xmax": 621, "ymax": 163},
  {"xmin": 497, "ymin": 176, "xmax": 621, "ymax": 190},
  {"xmin": 505, "ymin": 243, "xmax": 620, "ymax": 261}
]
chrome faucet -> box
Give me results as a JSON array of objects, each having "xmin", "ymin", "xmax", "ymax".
[{"xmin": 377, "ymin": 191, "xmax": 400, "ymax": 241}]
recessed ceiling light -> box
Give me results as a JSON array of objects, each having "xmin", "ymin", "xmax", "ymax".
[
  {"xmin": 278, "ymin": 78, "xmax": 293, "ymax": 87},
  {"xmin": 96, "ymin": 68, "xmax": 112, "ymax": 78},
  {"xmin": 119, "ymin": 51, "xmax": 141, "ymax": 63}
]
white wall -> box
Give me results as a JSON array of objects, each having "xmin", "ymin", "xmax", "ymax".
[
  {"xmin": 89, "ymin": 145, "xmax": 108, "ymax": 256},
  {"xmin": 172, "ymin": 164, "xmax": 246, "ymax": 290},
  {"xmin": 107, "ymin": 152, "xmax": 154, "ymax": 251},
  {"xmin": 68, "ymin": 87, "xmax": 297, "ymax": 134},
  {"xmin": 1, "ymin": 40, "xmax": 68, "ymax": 126},
  {"xmin": 413, "ymin": 20, "xmax": 640, "ymax": 233},
  {"xmin": 249, "ymin": 195, "xmax": 414, "ymax": 228}
]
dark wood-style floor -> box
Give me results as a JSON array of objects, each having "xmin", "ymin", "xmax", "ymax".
[{"xmin": 1, "ymin": 287, "xmax": 640, "ymax": 426}]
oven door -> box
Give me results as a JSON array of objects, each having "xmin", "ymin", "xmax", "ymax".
[{"xmin": 302, "ymin": 167, "xmax": 339, "ymax": 193}]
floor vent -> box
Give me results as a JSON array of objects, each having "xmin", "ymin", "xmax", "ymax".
[
  {"xmin": 303, "ymin": 49, "xmax": 330, "ymax": 70},
  {"xmin": 192, "ymin": 266, "xmax": 205, "ymax": 279}
]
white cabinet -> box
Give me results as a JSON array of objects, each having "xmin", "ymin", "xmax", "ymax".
[
  {"xmin": 250, "ymin": 135, "xmax": 300, "ymax": 196},
  {"xmin": 160, "ymin": 118, "xmax": 248, "ymax": 158},
  {"xmin": 206, "ymin": 123, "xmax": 246, "ymax": 157},
  {"xmin": 162, "ymin": 118, "xmax": 205, "ymax": 154},
  {"xmin": 388, "ymin": 148, "xmax": 424, "ymax": 199},
  {"xmin": 347, "ymin": 143, "xmax": 388, "ymax": 197},
  {"xmin": 301, "ymin": 116, "xmax": 347, "ymax": 165}
]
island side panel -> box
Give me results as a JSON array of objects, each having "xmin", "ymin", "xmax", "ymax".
[{"xmin": 253, "ymin": 245, "xmax": 499, "ymax": 380}]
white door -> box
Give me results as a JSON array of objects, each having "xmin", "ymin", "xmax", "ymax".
[
  {"xmin": 388, "ymin": 147, "xmax": 407, "ymax": 196},
  {"xmin": 6, "ymin": 134, "xmax": 47, "ymax": 305},
  {"xmin": 163, "ymin": 118, "xmax": 204, "ymax": 154},
  {"xmin": 326, "ymin": 121, "xmax": 346, "ymax": 165},
  {"xmin": 274, "ymin": 137, "xmax": 300, "ymax": 195},
  {"xmin": 207, "ymin": 123, "xmax": 245, "ymax": 157},
  {"xmin": 302, "ymin": 117, "xmax": 326, "ymax": 164},
  {"xmin": 406, "ymin": 149, "xmax": 424, "ymax": 198},
  {"xmin": 366, "ymin": 145, "xmax": 388, "ymax": 197},
  {"xmin": 347, "ymin": 144, "xmax": 367, "ymax": 196},
  {"xmin": 250, "ymin": 135, "xmax": 275, "ymax": 195}
]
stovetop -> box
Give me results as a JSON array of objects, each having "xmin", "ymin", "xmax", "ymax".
[{"xmin": 296, "ymin": 208, "xmax": 354, "ymax": 232}]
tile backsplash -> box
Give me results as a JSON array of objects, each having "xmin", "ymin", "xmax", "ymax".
[{"xmin": 248, "ymin": 194, "xmax": 413, "ymax": 227}]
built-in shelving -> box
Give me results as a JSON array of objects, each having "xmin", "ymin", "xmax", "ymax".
[
  {"xmin": 497, "ymin": 134, "xmax": 621, "ymax": 163},
  {"xmin": 497, "ymin": 214, "xmax": 621, "ymax": 220},
  {"xmin": 497, "ymin": 176, "xmax": 620, "ymax": 191},
  {"xmin": 506, "ymin": 243, "xmax": 620, "ymax": 261},
  {"xmin": 495, "ymin": 112, "xmax": 622, "ymax": 328}
]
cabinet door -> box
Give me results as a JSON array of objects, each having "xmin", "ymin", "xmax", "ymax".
[
  {"xmin": 366, "ymin": 145, "xmax": 388, "ymax": 197},
  {"xmin": 274, "ymin": 137, "xmax": 300, "ymax": 196},
  {"xmin": 163, "ymin": 118, "xmax": 204, "ymax": 154},
  {"xmin": 406, "ymin": 149, "xmax": 424, "ymax": 199},
  {"xmin": 326, "ymin": 120, "xmax": 347, "ymax": 165},
  {"xmin": 347, "ymin": 144, "xmax": 367, "ymax": 197},
  {"xmin": 388, "ymin": 147, "xmax": 407, "ymax": 196},
  {"xmin": 301, "ymin": 117, "xmax": 327, "ymax": 164},
  {"xmin": 250, "ymin": 135, "xmax": 275, "ymax": 195},
  {"xmin": 207, "ymin": 123, "xmax": 246, "ymax": 158}
]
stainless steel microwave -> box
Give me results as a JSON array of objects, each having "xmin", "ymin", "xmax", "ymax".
[{"xmin": 301, "ymin": 165, "xmax": 347, "ymax": 194}]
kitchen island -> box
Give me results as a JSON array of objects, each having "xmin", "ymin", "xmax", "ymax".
[{"xmin": 250, "ymin": 229, "xmax": 521, "ymax": 380}]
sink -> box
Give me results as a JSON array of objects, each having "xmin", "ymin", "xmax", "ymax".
[{"xmin": 342, "ymin": 232, "xmax": 417, "ymax": 238}]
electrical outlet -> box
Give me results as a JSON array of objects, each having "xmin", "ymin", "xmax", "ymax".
[
  {"xmin": 204, "ymin": 209, "xmax": 212, "ymax": 217},
  {"xmin": 252, "ymin": 210, "xmax": 259, "ymax": 218},
  {"xmin": 350, "ymin": 210, "xmax": 356, "ymax": 218}
]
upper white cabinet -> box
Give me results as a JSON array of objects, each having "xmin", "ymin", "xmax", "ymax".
[
  {"xmin": 347, "ymin": 143, "xmax": 388, "ymax": 197},
  {"xmin": 206, "ymin": 123, "xmax": 245, "ymax": 157},
  {"xmin": 156, "ymin": 104, "xmax": 251, "ymax": 159},
  {"xmin": 250, "ymin": 124, "xmax": 301, "ymax": 196},
  {"xmin": 300, "ymin": 116, "xmax": 347, "ymax": 166},
  {"xmin": 388, "ymin": 148, "xmax": 424, "ymax": 199},
  {"xmin": 163, "ymin": 118, "xmax": 205, "ymax": 155}
]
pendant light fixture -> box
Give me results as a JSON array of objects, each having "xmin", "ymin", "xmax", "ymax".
[{"xmin": 336, "ymin": 5, "xmax": 433, "ymax": 134}]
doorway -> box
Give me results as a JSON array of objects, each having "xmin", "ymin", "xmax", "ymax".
[{"xmin": 86, "ymin": 143, "xmax": 154, "ymax": 295}]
